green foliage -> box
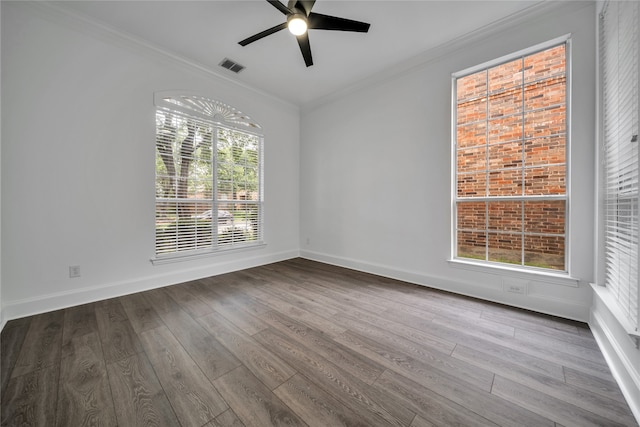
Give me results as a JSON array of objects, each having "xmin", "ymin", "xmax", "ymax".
[
  {"xmin": 217, "ymin": 128, "xmax": 259, "ymax": 198},
  {"xmin": 155, "ymin": 111, "xmax": 261, "ymax": 255},
  {"xmin": 155, "ymin": 112, "xmax": 259, "ymax": 203}
]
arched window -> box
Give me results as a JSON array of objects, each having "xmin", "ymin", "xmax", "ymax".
[{"xmin": 154, "ymin": 92, "xmax": 263, "ymax": 259}]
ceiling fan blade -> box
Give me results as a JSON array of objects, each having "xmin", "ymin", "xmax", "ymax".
[
  {"xmin": 296, "ymin": 33, "xmax": 313, "ymax": 67},
  {"xmin": 294, "ymin": 0, "xmax": 316, "ymax": 16},
  {"xmin": 239, "ymin": 22, "xmax": 288, "ymax": 46},
  {"xmin": 267, "ymin": 0, "xmax": 292, "ymax": 15},
  {"xmin": 308, "ymin": 12, "xmax": 370, "ymax": 32}
]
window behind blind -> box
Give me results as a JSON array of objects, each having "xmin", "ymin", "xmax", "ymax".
[
  {"xmin": 154, "ymin": 93, "xmax": 264, "ymax": 260},
  {"xmin": 600, "ymin": 0, "xmax": 640, "ymax": 330}
]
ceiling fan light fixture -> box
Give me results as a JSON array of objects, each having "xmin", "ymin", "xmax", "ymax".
[
  {"xmin": 287, "ymin": 14, "xmax": 308, "ymax": 35},
  {"xmin": 238, "ymin": 0, "xmax": 371, "ymax": 67}
]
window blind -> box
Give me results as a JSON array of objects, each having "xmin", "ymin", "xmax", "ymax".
[
  {"xmin": 154, "ymin": 93, "xmax": 264, "ymax": 260},
  {"xmin": 601, "ymin": 0, "xmax": 640, "ymax": 330}
]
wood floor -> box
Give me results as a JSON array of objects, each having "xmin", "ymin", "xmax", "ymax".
[{"xmin": 1, "ymin": 258, "xmax": 637, "ymax": 427}]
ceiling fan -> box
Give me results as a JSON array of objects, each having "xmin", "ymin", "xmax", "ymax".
[{"xmin": 239, "ymin": 0, "xmax": 371, "ymax": 67}]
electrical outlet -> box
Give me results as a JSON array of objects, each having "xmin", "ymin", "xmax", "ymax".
[
  {"xmin": 503, "ymin": 279, "xmax": 527, "ymax": 294},
  {"xmin": 69, "ymin": 265, "xmax": 81, "ymax": 278}
]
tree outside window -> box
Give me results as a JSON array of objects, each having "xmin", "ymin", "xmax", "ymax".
[{"xmin": 154, "ymin": 94, "xmax": 263, "ymax": 257}]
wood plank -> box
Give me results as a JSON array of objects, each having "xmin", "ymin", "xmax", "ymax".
[
  {"xmin": 334, "ymin": 330, "xmax": 554, "ymax": 427},
  {"xmin": 481, "ymin": 302, "xmax": 582, "ymax": 334},
  {"xmin": 285, "ymin": 264, "xmax": 493, "ymax": 329},
  {"xmin": 410, "ymin": 415, "xmax": 436, "ymax": 427},
  {"xmin": 95, "ymin": 304, "xmax": 144, "ymax": 363},
  {"xmin": 1, "ymin": 317, "xmax": 31, "ymax": 393},
  {"xmin": 62, "ymin": 302, "xmax": 99, "ymax": 349},
  {"xmin": 208, "ymin": 408, "xmax": 246, "ymax": 427},
  {"xmin": 283, "ymin": 260, "xmax": 487, "ymax": 318},
  {"xmin": 388, "ymin": 305, "xmax": 611, "ymax": 381},
  {"xmin": 10, "ymin": 310, "xmax": 64, "ymax": 378},
  {"xmin": 164, "ymin": 282, "xmax": 214, "ymax": 318},
  {"xmin": 227, "ymin": 292, "xmax": 273, "ymax": 316},
  {"xmin": 480, "ymin": 311, "xmax": 597, "ymax": 350},
  {"xmin": 155, "ymin": 308, "xmax": 241, "ymax": 382},
  {"xmin": 139, "ymin": 326, "xmax": 229, "ymax": 425},
  {"xmin": 119, "ymin": 292, "xmax": 163, "ymax": 333},
  {"xmin": 194, "ymin": 277, "xmax": 272, "ymax": 316},
  {"xmin": 56, "ymin": 332, "xmax": 116, "ymax": 426},
  {"xmin": 141, "ymin": 287, "xmax": 182, "ymax": 314},
  {"xmin": 274, "ymin": 373, "xmax": 388, "ymax": 427},
  {"xmin": 247, "ymin": 286, "xmax": 347, "ymax": 337},
  {"xmin": 563, "ymin": 366, "xmax": 627, "ymax": 403},
  {"xmin": 337, "ymin": 327, "xmax": 494, "ymax": 393},
  {"xmin": 259, "ymin": 310, "xmax": 385, "ymax": 385},
  {"xmin": 492, "ymin": 375, "xmax": 633, "ymax": 427},
  {"xmin": 197, "ymin": 311, "xmax": 296, "ymax": 390},
  {"xmin": 452, "ymin": 344, "xmax": 636, "ymax": 425},
  {"xmin": 244, "ymin": 274, "xmax": 342, "ymax": 318},
  {"xmin": 213, "ymin": 366, "xmax": 308, "ymax": 427},
  {"xmin": 514, "ymin": 328, "xmax": 607, "ymax": 365},
  {"xmin": 194, "ymin": 285, "xmax": 269, "ymax": 336},
  {"xmin": 372, "ymin": 369, "xmax": 499, "ymax": 427},
  {"xmin": 254, "ymin": 327, "xmax": 414, "ymax": 427},
  {"xmin": 1, "ymin": 366, "xmax": 59, "ymax": 426},
  {"xmin": 94, "ymin": 299, "xmax": 128, "ymax": 322},
  {"xmin": 106, "ymin": 353, "xmax": 180, "ymax": 426},
  {"xmin": 430, "ymin": 311, "xmax": 516, "ymax": 341},
  {"xmin": 284, "ymin": 276, "xmax": 390, "ymax": 316},
  {"xmin": 443, "ymin": 327, "xmax": 565, "ymax": 379},
  {"xmin": 332, "ymin": 309, "xmax": 455, "ymax": 355}
]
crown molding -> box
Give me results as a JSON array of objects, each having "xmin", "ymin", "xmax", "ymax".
[
  {"xmin": 302, "ymin": 1, "xmax": 594, "ymax": 114},
  {"xmin": 12, "ymin": 1, "xmax": 593, "ymax": 114},
  {"xmin": 12, "ymin": 1, "xmax": 299, "ymax": 113}
]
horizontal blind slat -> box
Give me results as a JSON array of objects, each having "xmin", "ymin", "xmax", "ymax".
[{"xmin": 600, "ymin": 0, "xmax": 640, "ymax": 328}]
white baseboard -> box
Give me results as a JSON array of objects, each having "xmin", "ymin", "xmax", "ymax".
[
  {"xmin": 590, "ymin": 295, "xmax": 640, "ymax": 425},
  {"xmin": 300, "ymin": 249, "xmax": 590, "ymax": 322},
  {"xmin": 1, "ymin": 249, "xmax": 299, "ymax": 324}
]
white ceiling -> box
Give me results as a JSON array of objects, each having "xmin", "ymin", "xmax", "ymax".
[{"xmin": 54, "ymin": 0, "xmax": 547, "ymax": 107}]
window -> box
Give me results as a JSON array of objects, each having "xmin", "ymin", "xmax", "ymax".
[
  {"xmin": 453, "ymin": 39, "xmax": 568, "ymax": 272},
  {"xmin": 154, "ymin": 93, "xmax": 263, "ymax": 259},
  {"xmin": 598, "ymin": 0, "xmax": 639, "ymax": 331}
]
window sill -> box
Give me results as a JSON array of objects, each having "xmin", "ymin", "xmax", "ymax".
[
  {"xmin": 151, "ymin": 242, "xmax": 266, "ymax": 265},
  {"xmin": 591, "ymin": 283, "xmax": 640, "ymax": 344},
  {"xmin": 448, "ymin": 258, "xmax": 580, "ymax": 287}
]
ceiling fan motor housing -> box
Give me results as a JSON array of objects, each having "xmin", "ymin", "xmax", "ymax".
[{"xmin": 239, "ymin": 0, "xmax": 371, "ymax": 67}]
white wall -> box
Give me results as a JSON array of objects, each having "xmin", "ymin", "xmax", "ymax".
[
  {"xmin": 300, "ymin": 2, "xmax": 596, "ymax": 322},
  {"xmin": 1, "ymin": 2, "xmax": 300, "ymax": 320}
]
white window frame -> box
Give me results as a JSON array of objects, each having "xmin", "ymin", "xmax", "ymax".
[
  {"xmin": 152, "ymin": 92, "xmax": 264, "ymax": 264},
  {"xmin": 450, "ymin": 35, "xmax": 574, "ymax": 281}
]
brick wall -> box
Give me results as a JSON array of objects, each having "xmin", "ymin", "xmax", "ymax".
[{"xmin": 456, "ymin": 45, "xmax": 566, "ymax": 270}]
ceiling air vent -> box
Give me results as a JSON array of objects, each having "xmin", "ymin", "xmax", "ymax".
[{"xmin": 219, "ymin": 58, "xmax": 245, "ymax": 74}]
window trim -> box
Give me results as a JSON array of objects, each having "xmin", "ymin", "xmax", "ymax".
[
  {"xmin": 151, "ymin": 92, "xmax": 265, "ymax": 263},
  {"xmin": 450, "ymin": 35, "xmax": 572, "ymax": 276}
]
